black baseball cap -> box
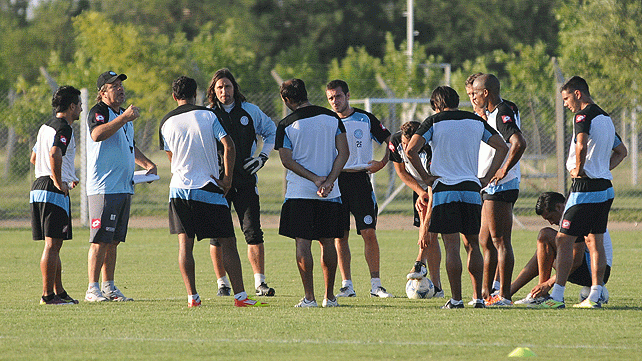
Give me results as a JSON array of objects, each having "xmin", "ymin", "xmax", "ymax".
[{"xmin": 97, "ymin": 71, "xmax": 127, "ymax": 90}]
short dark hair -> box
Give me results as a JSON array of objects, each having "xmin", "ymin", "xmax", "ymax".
[
  {"xmin": 561, "ymin": 75, "xmax": 590, "ymax": 97},
  {"xmin": 207, "ymin": 68, "xmax": 246, "ymax": 107},
  {"xmin": 535, "ymin": 192, "xmax": 566, "ymax": 215},
  {"xmin": 172, "ymin": 76, "xmax": 197, "ymax": 100},
  {"xmin": 52, "ymin": 85, "xmax": 81, "ymax": 113},
  {"xmin": 430, "ymin": 86, "xmax": 459, "ymax": 111},
  {"xmin": 326, "ymin": 79, "xmax": 349, "ymax": 94},
  {"xmin": 475, "ymin": 73, "xmax": 500, "ymax": 95},
  {"xmin": 400, "ymin": 121, "xmax": 421, "ymax": 139},
  {"xmin": 465, "ymin": 72, "xmax": 483, "ymax": 87},
  {"xmin": 280, "ymin": 78, "xmax": 308, "ymax": 103}
]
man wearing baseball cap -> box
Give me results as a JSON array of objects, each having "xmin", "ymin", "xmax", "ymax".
[{"xmin": 85, "ymin": 70, "xmax": 157, "ymax": 302}]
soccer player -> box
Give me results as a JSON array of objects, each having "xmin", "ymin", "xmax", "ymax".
[
  {"xmin": 406, "ymin": 86, "xmax": 508, "ymax": 309},
  {"xmin": 511, "ymin": 192, "xmax": 612, "ymax": 305},
  {"xmin": 160, "ymin": 76, "xmax": 266, "ymax": 308},
  {"xmin": 464, "ymin": 73, "xmax": 486, "ymax": 119},
  {"xmin": 275, "ymin": 79, "xmax": 349, "ymax": 307},
  {"xmin": 471, "ymin": 74, "xmax": 527, "ymax": 306},
  {"xmin": 207, "ymin": 68, "xmax": 277, "ymax": 297},
  {"xmin": 538, "ymin": 76, "xmax": 627, "ymax": 309},
  {"xmin": 325, "ymin": 79, "xmax": 393, "ymax": 298},
  {"xmin": 388, "ymin": 121, "xmax": 443, "ymax": 298},
  {"xmin": 85, "ymin": 71, "xmax": 157, "ymax": 302},
  {"xmin": 30, "ymin": 85, "xmax": 82, "ymax": 305}
]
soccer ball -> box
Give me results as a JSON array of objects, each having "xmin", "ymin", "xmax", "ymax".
[{"xmin": 406, "ymin": 277, "xmax": 435, "ymax": 299}]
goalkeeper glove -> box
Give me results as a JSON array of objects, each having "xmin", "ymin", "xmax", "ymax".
[{"xmin": 243, "ymin": 153, "xmax": 269, "ymax": 175}]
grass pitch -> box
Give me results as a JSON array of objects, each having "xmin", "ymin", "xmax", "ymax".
[{"xmin": 1, "ymin": 226, "xmax": 641, "ymax": 360}]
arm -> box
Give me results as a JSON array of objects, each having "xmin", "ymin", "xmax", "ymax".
[
  {"xmin": 406, "ymin": 134, "xmax": 436, "ymax": 187},
  {"xmin": 91, "ymin": 105, "xmax": 139, "ymax": 142},
  {"xmin": 490, "ymin": 132, "xmax": 527, "ymax": 183},
  {"xmin": 570, "ymin": 132, "xmax": 588, "ymax": 178},
  {"xmin": 610, "ymin": 143, "xmax": 627, "ymax": 170},
  {"xmin": 318, "ymin": 132, "xmax": 350, "ymax": 197},
  {"xmin": 165, "ymin": 151, "xmax": 172, "ymax": 163},
  {"xmin": 30, "ymin": 151, "xmax": 36, "ymax": 165},
  {"xmin": 366, "ymin": 135, "xmax": 390, "ymax": 174},
  {"xmin": 212, "ymin": 135, "xmax": 235, "ymax": 194},
  {"xmin": 393, "ymin": 162, "xmax": 425, "ymax": 195},
  {"xmin": 417, "ymin": 186, "xmax": 433, "ymax": 248},
  {"xmin": 134, "ymin": 146, "xmax": 157, "ymax": 175},
  {"xmin": 480, "ymin": 134, "xmax": 509, "ymax": 186},
  {"xmin": 48, "ymin": 146, "xmax": 69, "ymax": 196},
  {"xmin": 279, "ymin": 148, "xmax": 325, "ymax": 186}
]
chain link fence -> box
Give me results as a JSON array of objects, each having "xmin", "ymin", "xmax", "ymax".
[{"xmin": 1, "ymin": 86, "xmax": 640, "ymax": 225}]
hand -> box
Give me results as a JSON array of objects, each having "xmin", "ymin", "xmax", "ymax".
[
  {"xmin": 145, "ymin": 164, "xmax": 157, "ymax": 183},
  {"xmin": 69, "ymin": 181, "xmax": 79, "ymax": 189},
  {"xmin": 530, "ymin": 282, "xmax": 552, "ymax": 298},
  {"xmin": 366, "ymin": 160, "xmax": 384, "ymax": 174},
  {"xmin": 123, "ymin": 104, "xmax": 140, "ymax": 122},
  {"xmin": 415, "ymin": 190, "xmax": 430, "ymax": 211},
  {"xmin": 54, "ymin": 181, "xmax": 69, "ymax": 197},
  {"xmin": 479, "ymin": 175, "xmax": 493, "ymax": 188},
  {"xmin": 317, "ymin": 181, "xmax": 334, "ymax": 198},
  {"xmin": 570, "ymin": 167, "xmax": 586, "ymax": 178},
  {"xmin": 243, "ymin": 153, "xmax": 268, "ymax": 175},
  {"xmin": 490, "ymin": 168, "xmax": 507, "ymax": 185},
  {"xmin": 211, "ymin": 175, "xmax": 232, "ymax": 195}
]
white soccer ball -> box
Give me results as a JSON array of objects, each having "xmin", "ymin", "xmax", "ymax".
[{"xmin": 406, "ymin": 277, "xmax": 435, "ymax": 299}]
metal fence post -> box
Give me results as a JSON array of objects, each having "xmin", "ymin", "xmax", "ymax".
[{"xmin": 552, "ymin": 58, "xmax": 567, "ymax": 193}]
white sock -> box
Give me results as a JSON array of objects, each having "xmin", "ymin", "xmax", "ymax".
[
  {"xmin": 254, "ymin": 273, "xmax": 266, "ymax": 288},
  {"xmin": 370, "ymin": 278, "xmax": 381, "ymax": 291},
  {"xmin": 492, "ymin": 280, "xmax": 501, "ymax": 291},
  {"xmin": 217, "ymin": 276, "xmax": 230, "ymax": 288},
  {"xmin": 88, "ymin": 282, "xmax": 100, "ymax": 290},
  {"xmin": 588, "ymin": 285, "xmax": 602, "ymax": 303},
  {"xmin": 342, "ymin": 279, "xmax": 353, "ymax": 289},
  {"xmin": 450, "ymin": 298, "xmax": 463, "ymax": 305},
  {"xmin": 550, "ymin": 284, "xmax": 565, "ymax": 302},
  {"xmin": 234, "ymin": 291, "xmax": 248, "ymax": 301},
  {"xmin": 101, "ymin": 280, "xmax": 114, "ymax": 290},
  {"xmin": 188, "ymin": 294, "xmax": 200, "ymax": 302}
]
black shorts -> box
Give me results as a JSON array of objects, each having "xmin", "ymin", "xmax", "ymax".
[
  {"xmin": 560, "ymin": 178, "xmax": 613, "ymax": 237},
  {"xmin": 227, "ymin": 184, "xmax": 264, "ymax": 245},
  {"xmin": 279, "ymin": 198, "xmax": 343, "ymax": 240},
  {"xmin": 338, "ymin": 171, "xmax": 377, "ymax": 234},
  {"xmin": 30, "ymin": 176, "xmax": 72, "ymax": 240},
  {"xmin": 169, "ymin": 187, "xmax": 235, "ymax": 241},
  {"xmin": 482, "ymin": 189, "xmax": 519, "ymax": 204},
  {"xmin": 429, "ymin": 181, "xmax": 482, "ymax": 235},
  {"xmin": 568, "ymin": 252, "xmax": 611, "ymax": 286}
]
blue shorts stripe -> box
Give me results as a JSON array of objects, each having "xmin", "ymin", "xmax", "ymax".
[
  {"xmin": 484, "ymin": 178, "xmax": 520, "ymax": 194},
  {"xmin": 30, "ymin": 190, "xmax": 70, "ymax": 215},
  {"xmin": 433, "ymin": 190, "xmax": 482, "ymax": 207},
  {"xmin": 170, "ymin": 187, "xmax": 228, "ymax": 206},
  {"xmin": 564, "ymin": 187, "xmax": 615, "ymax": 213}
]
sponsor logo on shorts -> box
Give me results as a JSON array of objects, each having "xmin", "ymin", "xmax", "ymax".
[
  {"xmin": 91, "ymin": 219, "xmax": 101, "ymax": 229},
  {"xmin": 95, "ymin": 113, "xmax": 105, "ymax": 123},
  {"xmin": 240, "ymin": 116, "xmax": 249, "ymax": 126},
  {"xmin": 501, "ymin": 115, "xmax": 512, "ymax": 123},
  {"xmin": 105, "ymin": 227, "xmax": 115, "ymax": 232},
  {"xmin": 110, "ymin": 214, "xmax": 116, "ymax": 221},
  {"xmin": 59, "ymin": 136, "xmax": 67, "ymax": 144},
  {"xmin": 575, "ymin": 114, "xmax": 586, "ymax": 123},
  {"xmin": 364, "ymin": 215, "xmax": 373, "ymax": 225},
  {"xmin": 561, "ymin": 219, "xmax": 571, "ymax": 229},
  {"xmin": 62, "ymin": 225, "xmax": 68, "ymax": 233}
]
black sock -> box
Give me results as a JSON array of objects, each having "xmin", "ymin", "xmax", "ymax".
[{"xmin": 434, "ymin": 285, "xmax": 442, "ymax": 293}]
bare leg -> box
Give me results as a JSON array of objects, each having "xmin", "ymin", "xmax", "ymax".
[
  {"xmin": 335, "ymin": 231, "xmax": 351, "ymax": 282},
  {"xmin": 462, "ymin": 233, "xmax": 484, "ymax": 300},
  {"xmin": 88, "ymin": 242, "xmax": 107, "ymax": 284},
  {"xmin": 177, "ymin": 234, "xmax": 197, "ymax": 295},
  {"xmin": 296, "ymin": 238, "xmax": 315, "ymax": 301},
  {"xmin": 417, "ymin": 232, "xmax": 441, "ymax": 288},
  {"xmin": 479, "ymin": 201, "xmax": 496, "ymax": 299},
  {"xmin": 319, "ymin": 238, "xmax": 338, "ymax": 300},
  {"xmin": 41, "ymin": 237, "xmax": 63, "ymax": 296},
  {"xmin": 209, "ymin": 243, "xmax": 226, "ymax": 280},
  {"xmin": 361, "ymin": 228, "xmax": 380, "ymax": 278},
  {"xmin": 101, "ymin": 241, "xmax": 120, "ymax": 283},
  {"xmin": 553, "ymin": 233, "xmax": 577, "ymax": 287},
  {"xmin": 487, "ymin": 201, "xmax": 515, "ymax": 300},
  {"xmin": 441, "ymin": 233, "xmax": 462, "ymax": 301},
  {"xmin": 248, "ymin": 243, "xmax": 264, "ymax": 275},
  {"xmin": 584, "ymin": 233, "xmax": 606, "ymax": 286},
  {"xmin": 214, "ymin": 237, "xmax": 245, "ymax": 295}
]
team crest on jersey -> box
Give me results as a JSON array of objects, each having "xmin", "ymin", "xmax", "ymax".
[
  {"xmin": 575, "ymin": 114, "xmax": 586, "ymax": 123},
  {"xmin": 95, "ymin": 113, "xmax": 105, "ymax": 123},
  {"xmin": 59, "ymin": 135, "xmax": 67, "ymax": 145},
  {"xmin": 240, "ymin": 116, "xmax": 249, "ymax": 126},
  {"xmin": 354, "ymin": 129, "xmax": 364, "ymax": 139},
  {"xmin": 561, "ymin": 219, "xmax": 571, "ymax": 229},
  {"xmin": 388, "ymin": 142, "xmax": 395, "ymax": 152},
  {"xmin": 380, "ymin": 123, "xmax": 387, "ymax": 130},
  {"xmin": 91, "ymin": 219, "xmax": 101, "ymax": 229},
  {"xmin": 501, "ymin": 115, "xmax": 512, "ymax": 123}
]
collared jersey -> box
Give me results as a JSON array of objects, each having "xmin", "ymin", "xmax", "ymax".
[
  {"xmin": 340, "ymin": 108, "xmax": 390, "ymax": 170},
  {"xmin": 33, "ymin": 117, "xmax": 78, "ymax": 183},
  {"xmin": 416, "ymin": 110, "xmax": 498, "ymax": 187},
  {"xmin": 566, "ymin": 104, "xmax": 617, "ymax": 180},
  {"xmin": 275, "ymin": 105, "xmax": 346, "ymax": 199},
  {"xmin": 388, "ymin": 130, "xmax": 432, "ymax": 189},
  {"xmin": 160, "ymin": 104, "xmax": 228, "ymax": 190},
  {"xmin": 86, "ymin": 101, "xmax": 135, "ymax": 195},
  {"xmin": 478, "ymin": 99, "xmax": 522, "ymax": 187}
]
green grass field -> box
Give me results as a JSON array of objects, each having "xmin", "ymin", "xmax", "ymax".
[{"xmin": 1, "ymin": 226, "xmax": 641, "ymax": 360}]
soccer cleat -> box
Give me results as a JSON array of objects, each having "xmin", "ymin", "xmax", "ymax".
[
  {"xmin": 322, "ymin": 298, "xmax": 339, "ymax": 307},
  {"xmin": 370, "ymin": 286, "xmax": 394, "ymax": 298},
  {"xmin": 336, "ymin": 286, "xmax": 356, "ymax": 297},
  {"xmin": 235, "ymin": 296, "xmax": 268, "ymax": 307},
  {"xmin": 294, "ymin": 298, "xmax": 318, "ymax": 308},
  {"xmin": 441, "ymin": 300, "xmax": 464, "ymax": 309},
  {"xmin": 530, "ymin": 297, "xmax": 565, "ymax": 309},
  {"xmin": 514, "ymin": 293, "xmax": 546, "ymax": 305},
  {"xmin": 217, "ymin": 285, "xmax": 231, "ymax": 297},
  {"xmin": 102, "ymin": 285, "xmax": 133, "ymax": 302},
  {"xmin": 407, "ymin": 261, "xmax": 428, "ymax": 280},
  {"xmin": 433, "ymin": 287, "xmax": 445, "ymax": 298},
  {"xmin": 85, "ymin": 288, "xmax": 110, "ymax": 302},
  {"xmin": 255, "ymin": 282, "xmax": 275, "ymax": 297},
  {"xmin": 486, "ymin": 295, "xmax": 513, "ymax": 306},
  {"xmin": 57, "ymin": 293, "xmax": 79, "ymax": 304},
  {"xmin": 40, "ymin": 296, "xmax": 71, "ymax": 305},
  {"xmin": 188, "ymin": 296, "xmax": 201, "ymax": 308},
  {"xmin": 572, "ymin": 299, "xmax": 602, "ymax": 309},
  {"xmin": 471, "ymin": 299, "xmax": 486, "ymax": 308}
]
